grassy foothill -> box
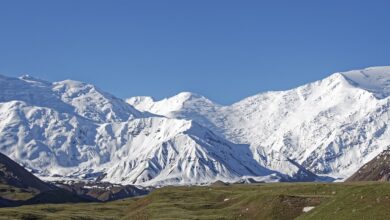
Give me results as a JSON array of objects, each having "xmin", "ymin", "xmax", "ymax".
[{"xmin": 0, "ymin": 182, "xmax": 389, "ymax": 220}]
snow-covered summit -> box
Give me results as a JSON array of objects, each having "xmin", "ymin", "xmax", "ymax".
[
  {"xmin": 52, "ymin": 79, "xmax": 142, "ymax": 122},
  {"xmin": 1, "ymin": 74, "xmax": 142, "ymax": 123},
  {"xmin": 18, "ymin": 74, "xmax": 51, "ymax": 85},
  {"xmin": 339, "ymin": 66, "xmax": 390, "ymax": 98},
  {"xmin": 127, "ymin": 92, "xmax": 217, "ymax": 116}
]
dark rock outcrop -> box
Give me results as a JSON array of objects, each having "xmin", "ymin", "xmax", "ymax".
[{"xmin": 347, "ymin": 150, "xmax": 390, "ymax": 182}]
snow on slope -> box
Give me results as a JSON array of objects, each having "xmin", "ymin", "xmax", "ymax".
[
  {"xmin": 0, "ymin": 74, "xmax": 282, "ymax": 186},
  {"xmin": 128, "ymin": 66, "xmax": 390, "ymax": 180},
  {"xmin": 99, "ymin": 118, "xmax": 280, "ymax": 185},
  {"xmin": 341, "ymin": 67, "xmax": 390, "ymax": 98},
  {"xmin": 1, "ymin": 75, "xmax": 141, "ymax": 123},
  {"xmin": 52, "ymin": 79, "xmax": 142, "ymax": 122}
]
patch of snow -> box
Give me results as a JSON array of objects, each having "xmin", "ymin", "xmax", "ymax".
[{"xmin": 303, "ymin": 206, "xmax": 315, "ymax": 212}]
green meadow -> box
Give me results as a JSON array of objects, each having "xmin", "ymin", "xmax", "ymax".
[{"xmin": 1, "ymin": 182, "xmax": 389, "ymax": 220}]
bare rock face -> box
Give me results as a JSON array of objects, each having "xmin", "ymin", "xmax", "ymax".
[
  {"xmin": 0, "ymin": 153, "xmax": 92, "ymax": 207},
  {"xmin": 54, "ymin": 181, "xmax": 149, "ymax": 202},
  {"xmin": 346, "ymin": 150, "xmax": 390, "ymax": 182},
  {"xmin": 0, "ymin": 152, "xmax": 53, "ymax": 192},
  {"xmin": 0, "ymin": 152, "xmax": 149, "ymax": 207}
]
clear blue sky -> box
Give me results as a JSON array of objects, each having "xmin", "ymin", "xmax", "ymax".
[{"xmin": 1, "ymin": 0, "xmax": 389, "ymax": 104}]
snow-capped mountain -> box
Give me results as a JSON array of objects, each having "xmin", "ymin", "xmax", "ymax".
[
  {"xmin": 128, "ymin": 66, "xmax": 390, "ymax": 180},
  {"xmin": 0, "ymin": 74, "xmax": 286, "ymax": 186},
  {"xmin": 2, "ymin": 66, "xmax": 388, "ymax": 186}
]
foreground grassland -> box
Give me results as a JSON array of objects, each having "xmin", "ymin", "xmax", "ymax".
[
  {"xmin": 0, "ymin": 182, "xmax": 390, "ymax": 220},
  {"xmin": 0, "ymin": 184, "xmax": 37, "ymax": 201}
]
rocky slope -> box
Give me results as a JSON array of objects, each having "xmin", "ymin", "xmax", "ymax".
[
  {"xmin": 0, "ymin": 152, "xmax": 53, "ymax": 191},
  {"xmin": 54, "ymin": 181, "xmax": 149, "ymax": 202},
  {"xmin": 0, "ymin": 152, "xmax": 92, "ymax": 207},
  {"xmin": 346, "ymin": 150, "xmax": 390, "ymax": 181}
]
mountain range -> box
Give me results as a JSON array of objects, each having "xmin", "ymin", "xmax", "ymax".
[{"xmin": 1, "ymin": 66, "xmax": 390, "ymax": 186}]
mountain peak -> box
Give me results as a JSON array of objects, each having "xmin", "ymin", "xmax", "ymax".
[
  {"xmin": 339, "ymin": 66, "xmax": 390, "ymax": 98},
  {"xmin": 174, "ymin": 91, "xmax": 203, "ymax": 100},
  {"xmin": 18, "ymin": 74, "xmax": 51, "ymax": 85},
  {"xmin": 52, "ymin": 79, "xmax": 142, "ymax": 122},
  {"xmin": 127, "ymin": 91, "xmax": 218, "ymax": 118},
  {"xmin": 168, "ymin": 92, "xmax": 217, "ymax": 107}
]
